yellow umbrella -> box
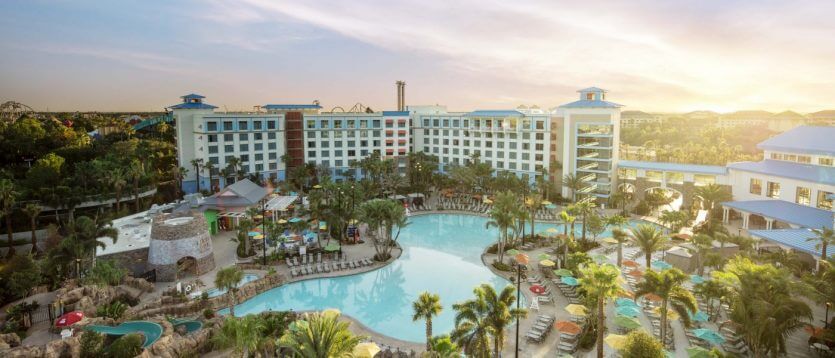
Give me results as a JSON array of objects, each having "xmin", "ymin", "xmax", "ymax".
[
  {"xmin": 602, "ymin": 237, "xmax": 619, "ymax": 245},
  {"xmin": 565, "ymin": 304, "xmax": 588, "ymax": 316},
  {"xmin": 546, "ymin": 228, "xmax": 559, "ymax": 234},
  {"xmin": 604, "ymin": 334, "xmax": 628, "ymax": 350},
  {"xmin": 525, "ymin": 198, "xmax": 534, "ymax": 206},
  {"xmin": 539, "ymin": 259, "xmax": 556, "ymax": 267},
  {"xmin": 542, "ymin": 200, "xmax": 552, "ymax": 205},
  {"xmin": 353, "ymin": 342, "xmax": 381, "ymax": 358},
  {"xmin": 252, "ymin": 234, "xmax": 264, "ymax": 240},
  {"xmin": 322, "ymin": 308, "xmax": 341, "ymax": 318},
  {"xmin": 483, "ymin": 198, "xmax": 493, "ymax": 204},
  {"xmin": 277, "ymin": 219, "xmax": 288, "ymax": 224},
  {"xmin": 653, "ymin": 307, "xmax": 679, "ymax": 320}
]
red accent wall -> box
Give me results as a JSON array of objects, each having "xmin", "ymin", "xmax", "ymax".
[{"xmin": 285, "ymin": 112, "xmax": 305, "ymax": 169}]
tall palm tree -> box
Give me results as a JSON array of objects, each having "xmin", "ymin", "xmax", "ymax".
[
  {"xmin": 485, "ymin": 191, "xmax": 516, "ymax": 263},
  {"xmin": 691, "ymin": 234, "xmax": 714, "ymax": 275},
  {"xmin": 693, "ymin": 280, "xmax": 726, "ymax": 320},
  {"xmin": 0, "ymin": 179, "xmax": 18, "ymax": 257},
  {"xmin": 227, "ymin": 157, "xmax": 242, "ymax": 181},
  {"xmin": 481, "ymin": 284, "xmax": 525, "ymax": 356},
  {"xmin": 630, "ymin": 224, "xmax": 669, "ymax": 268},
  {"xmin": 211, "ymin": 314, "xmax": 266, "ymax": 358},
  {"xmin": 412, "ymin": 291, "xmax": 443, "ymax": 351},
  {"xmin": 22, "ymin": 203, "xmax": 41, "ymax": 255},
  {"xmin": 170, "ymin": 166, "xmax": 187, "ymax": 199},
  {"xmin": 279, "ymin": 312, "xmax": 366, "ymax": 358},
  {"xmin": 634, "ymin": 268, "xmax": 697, "ymax": 342},
  {"xmin": 450, "ymin": 288, "xmax": 492, "ymax": 357},
  {"xmin": 357, "ymin": 198, "xmax": 408, "ymax": 260},
  {"xmin": 562, "ymin": 173, "xmax": 584, "ymax": 203},
  {"xmin": 106, "ymin": 168, "xmax": 127, "ymax": 213},
  {"xmin": 127, "ymin": 159, "xmax": 145, "ymax": 210},
  {"xmin": 190, "ymin": 158, "xmax": 203, "ymax": 193},
  {"xmin": 574, "ymin": 201, "xmax": 596, "ymax": 242},
  {"xmin": 693, "ymin": 183, "xmax": 730, "ymax": 219},
  {"xmin": 203, "ymin": 161, "xmax": 217, "ymax": 192},
  {"xmin": 612, "ymin": 228, "xmax": 628, "ymax": 267},
  {"xmin": 64, "ymin": 216, "xmax": 118, "ymax": 275},
  {"xmin": 807, "ymin": 227, "xmax": 835, "ymax": 268},
  {"xmin": 579, "ymin": 263, "xmax": 623, "ymax": 358},
  {"xmin": 527, "ymin": 192, "xmax": 543, "ymax": 242},
  {"xmin": 215, "ymin": 266, "xmax": 244, "ymax": 317},
  {"xmin": 558, "ymin": 210, "xmax": 576, "ymax": 264}
]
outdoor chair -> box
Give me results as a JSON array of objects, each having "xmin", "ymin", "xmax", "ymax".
[
  {"xmin": 286, "ymin": 258, "xmax": 294, "ymax": 267},
  {"xmin": 290, "ymin": 268, "xmax": 298, "ymax": 277}
]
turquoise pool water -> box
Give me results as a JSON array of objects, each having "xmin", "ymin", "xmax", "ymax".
[
  {"xmin": 206, "ymin": 273, "xmax": 260, "ymax": 298},
  {"xmin": 228, "ymin": 213, "xmax": 648, "ymax": 342}
]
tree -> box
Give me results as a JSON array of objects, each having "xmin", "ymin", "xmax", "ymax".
[
  {"xmin": 190, "ymin": 158, "xmax": 203, "ymax": 193},
  {"xmin": 227, "ymin": 156, "xmax": 242, "ymax": 181},
  {"xmin": 105, "ymin": 333, "xmax": 143, "ymax": 358},
  {"xmin": 562, "ymin": 173, "xmax": 584, "ymax": 203},
  {"xmin": 126, "ymin": 159, "xmax": 145, "ymax": 210},
  {"xmin": 579, "ymin": 263, "xmax": 623, "ymax": 358},
  {"xmin": 0, "ymin": 179, "xmax": 18, "ymax": 257},
  {"xmin": 612, "ymin": 228, "xmax": 628, "ymax": 267},
  {"xmin": 558, "ymin": 210, "xmax": 576, "ymax": 264},
  {"xmin": 574, "ymin": 201, "xmax": 596, "ymax": 242},
  {"xmin": 658, "ymin": 210, "xmax": 690, "ymax": 232},
  {"xmin": 22, "ymin": 203, "xmax": 41, "ymax": 255},
  {"xmin": 693, "ymin": 279, "xmax": 727, "ymax": 320},
  {"xmin": 629, "ymin": 224, "xmax": 668, "ymax": 268},
  {"xmin": 171, "ymin": 166, "xmax": 187, "ymax": 199},
  {"xmin": 212, "ymin": 314, "xmax": 267, "ymax": 358},
  {"xmin": 620, "ymin": 330, "xmax": 665, "ymax": 358},
  {"xmin": 215, "ymin": 266, "xmax": 244, "ymax": 317},
  {"xmin": 79, "ymin": 331, "xmax": 104, "ymax": 358},
  {"xmin": 204, "ymin": 161, "xmax": 217, "ymax": 192},
  {"xmin": 106, "ymin": 168, "xmax": 127, "ymax": 213},
  {"xmin": 60, "ymin": 216, "xmax": 118, "ymax": 276},
  {"xmin": 585, "ymin": 212, "xmax": 606, "ymax": 241},
  {"xmin": 485, "ymin": 191, "xmax": 516, "ymax": 263},
  {"xmin": 358, "ymin": 199, "xmax": 408, "ymax": 261},
  {"xmin": 412, "ymin": 292, "xmax": 443, "ymax": 351},
  {"xmin": 526, "ymin": 192, "xmax": 543, "ymax": 242},
  {"xmin": 0, "ymin": 254, "xmax": 42, "ymax": 300},
  {"xmin": 481, "ymin": 284, "xmax": 525, "ymax": 356},
  {"xmin": 693, "ymin": 183, "xmax": 730, "ymax": 219},
  {"xmin": 808, "ymin": 227, "xmax": 835, "ymax": 269},
  {"xmin": 691, "ymin": 234, "xmax": 714, "ymax": 276},
  {"xmin": 610, "ymin": 187, "xmax": 634, "ymax": 216},
  {"xmin": 634, "ymin": 268, "xmax": 697, "ymax": 343},
  {"xmin": 450, "ymin": 287, "xmax": 492, "ymax": 357},
  {"xmin": 279, "ymin": 312, "xmax": 366, "ymax": 358}
]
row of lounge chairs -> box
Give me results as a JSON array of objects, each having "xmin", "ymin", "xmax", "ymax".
[
  {"xmin": 286, "ymin": 252, "xmax": 330, "ymax": 267},
  {"xmin": 288, "ymin": 254, "xmax": 375, "ymax": 278},
  {"xmin": 525, "ymin": 314, "xmax": 555, "ymax": 343},
  {"xmin": 409, "ymin": 203, "xmax": 431, "ymax": 212}
]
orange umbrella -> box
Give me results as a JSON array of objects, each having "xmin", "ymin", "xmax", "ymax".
[
  {"xmin": 627, "ymin": 270, "xmax": 643, "ymax": 278},
  {"xmin": 554, "ymin": 321, "xmax": 582, "ymax": 335},
  {"xmin": 617, "ymin": 290, "xmax": 635, "ymax": 299},
  {"xmin": 622, "ymin": 260, "xmax": 639, "ymax": 268},
  {"xmin": 805, "ymin": 325, "xmax": 825, "ymax": 337},
  {"xmin": 644, "ymin": 293, "xmax": 662, "ymax": 302}
]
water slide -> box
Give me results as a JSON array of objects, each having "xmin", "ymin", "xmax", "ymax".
[{"xmin": 85, "ymin": 321, "xmax": 163, "ymax": 348}]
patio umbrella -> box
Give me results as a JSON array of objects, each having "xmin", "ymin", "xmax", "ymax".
[
  {"xmin": 616, "ymin": 306, "xmax": 641, "ymax": 318},
  {"xmin": 591, "ymin": 254, "xmax": 609, "ymax": 263},
  {"xmin": 602, "ymin": 237, "xmax": 619, "ymax": 245},
  {"xmin": 691, "ymin": 311, "xmax": 709, "ymax": 322},
  {"xmin": 324, "ymin": 243, "xmax": 341, "ymax": 252},
  {"xmin": 248, "ymin": 231, "xmax": 261, "ymax": 237},
  {"xmin": 614, "ymin": 315, "xmax": 641, "ymax": 330},
  {"xmin": 55, "ymin": 311, "xmax": 83, "ymax": 327},
  {"xmin": 686, "ymin": 347, "xmax": 711, "ymax": 358},
  {"xmin": 483, "ymin": 198, "xmax": 493, "ymax": 204},
  {"xmin": 529, "ymin": 285, "xmax": 546, "ymax": 294},
  {"xmin": 643, "ymin": 293, "xmax": 662, "ymax": 302},
  {"xmin": 506, "ymin": 249, "xmax": 520, "ymax": 257},
  {"xmin": 277, "ymin": 219, "xmax": 288, "ymax": 224},
  {"xmin": 806, "ymin": 325, "xmax": 825, "ymax": 337},
  {"xmin": 565, "ymin": 304, "xmax": 588, "ymax": 316},
  {"xmin": 626, "ymin": 270, "xmax": 643, "ymax": 278},
  {"xmin": 653, "ymin": 307, "xmax": 679, "ymax": 320},
  {"xmin": 622, "ymin": 260, "xmax": 639, "ymax": 268},
  {"xmin": 554, "ymin": 321, "xmax": 582, "ymax": 335},
  {"xmin": 692, "ymin": 328, "xmax": 726, "ymax": 346},
  {"xmin": 617, "ymin": 290, "xmax": 635, "ymax": 299},
  {"xmin": 542, "ymin": 200, "xmax": 552, "ymax": 206},
  {"xmin": 561, "ymin": 276, "xmax": 579, "ymax": 286},
  {"xmin": 252, "ymin": 234, "xmax": 264, "ymax": 240},
  {"xmin": 553, "ymin": 269, "xmax": 572, "ymax": 276},
  {"xmin": 546, "ymin": 227, "xmax": 559, "ymax": 234},
  {"xmin": 538, "ymin": 253, "xmax": 552, "ymax": 260},
  {"xmin": 690, "ymin": 274, "xmax": 706, "ymax": 284},
  {"xmin": 545, "ymin": 204, "xmax": 557, "ymax": 210},
  {"xmin": 289, "ymin": 217, "xmax": 302, "ymax": 223},
  {"xmin": 616, "ymin": 298, "xmax": 639, "ymax": 308},
  {"xmin": 651, "ymin": 260, "xmax": 673, "ymax": 270},
  {"xmin": 539, "ymin": 259, "xmax": 556, "ymax": 267},
  {"xmin": 313, "ymin": 184, "xmax": 322, "ymax": 189},
  {"xmin": 604, "ymin": 334, "xmax": 628, "ymax": 350},
  {"xmin": 353, "ymin": 342, "xmax": 381, "ymax": 358}
]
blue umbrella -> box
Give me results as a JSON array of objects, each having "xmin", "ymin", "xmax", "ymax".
[
  {"xmin": 616, "ymin": 298, "xmax": 639, "ymax": 308},
  {"xmin": 561, "ymin": 276, "xmax": 579, "ymax": 286},
  {"xmin": 690, "ymin": 311, "xmax": 709, "ymax": 322},
  {"xmin": 651, "ymin": 260, "xmax": 672, "ymax": 270},
  {"xmin": 289, "ymin": 217, "xmax": 302, "ymax": 223},
  {"xmin": 248, "ymin": 231, "xmax": 261, "ymax": 237},
  {"xmin": 692, "ymin": 328, "xmax": 725, "ymax": 346},
  {"xmin": 616, "ymin": 306, "xmax": 641, "ymax": 318},
  {"xmin": 690, "ymin": 274, "xmax": 706, "ymax": 284},
  {"xmin": 545, "ymin": 204, "xmax": 557, "ymax": 210}
]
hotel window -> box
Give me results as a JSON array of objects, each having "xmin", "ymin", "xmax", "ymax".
[
  {"xmin": 268, "ymin": 132, "xmax": 276, "ymax": 139},
  {"xmin": 334, "ymin": 121, "xmax": 343, "ymax": 129},
  {"xmin": 535, "ymin": 120, "xmax": 544, "ymax": 130},
  {"xmin": 347, "ymin": 120, "xmax": 355, "ymax": 128},
  {"xmin": 253, "ymin": 121, "xmax": 262, "ymax": 130},
  {"xmin": 269, "ymin": 152, "xmax": 277, "ymax": 159},
  {"xmin": 239, "ymin": 133, "xmax": 248, "ymax": 140},
  {"xmin": 334, "ymin": 150, "xmax": 343, "ymax": 156},
  {"xmin": 348, "ymin": 150, "xmax": 356, "ymax": 157},
  {"xmin": 694, "ymin": 174, "xmax": 716, "ymax": 186},
  {"xmin": 766, "ymin": 181, "xmax": 780, "ymax": 198},
  {"xmin": 820, "ymin": 158, "xmax": 834, "ymax": 166},
  {"xmin": 268, "ymin": 142, "xmax": 276, "ymax": 150},
  {"xmin": 818, "ymin": 191, "xmax": 833, "ymax": 210},
  {"xmin": 239, "ymin": 121, "xmax": 248, "ymax": 130},
  {"xmin": 784, "ymin": 154, "xmax": 797, "ymax": 161},
  {"xmin": 423, "ymin": 119, "xmax": 429, "ymax": 127},
  {"xmin": 308, "ymin": 151, "xmax": 316, "ymax": 158},
  {"xmin": 307, "ymin": 120, "xmax": 315, "ymax": 129},
  {"xmin": 254, "ymin": 143, "xmax": 263, "ymax": 151},
  {"xmin": 586, "ymin": 93, "xmax": 594, "ymax": 100},
  {"xmin": 269, "ymin": 163, "xmax": 277, "ymax": 170},
  {"xmin": 255, "ymin": 153, "xmax": 263, "ymax": 161},
  {"xmin": 208, "ymin": 146, "xmax": 218, "ymax": 154},
  {"xmin": 535, "ymin": 133, "xmax": 544, "ymax": 140},
  {"xmin": 208, "ymin": 134, "xmax": 217, "ymax": 143},
  {"xmin": 207, "ymin": 122, "xmax": 218, "ymax": 131},
  {"xmin": 239, "ymin": 154, "xmax": 249, "ymax": 162},
  {"xmin": 749, "ymin": 178, "xmax": 762, "ymax": 195},
  {"xmin": 224, "ymin": 145, "xmax": 234, "ymax": 152},
  {"xmin": 239, "ymin": 144, "xmax": 249, "ymax": 151},
  {"xmin": 255, "ymin": 164, "xmax": 263, "ymax": 171},
  {"xmin": 797, "ymin": 155, "xmax": 811, "ymax": 164},
  {"xmin": 267, "ymin": 120, "xmax": 276, "ymax": 130},
  {"xmin": 373, "ymin": 120, "xmax": 381, "ymax": 128},
  {"xmin": 223, "ymin": 121, "xmax": 233, "ymax": 131},
  {"xmin": 796, "ymin": 187, "xmax": 811, "ymax": 205}
]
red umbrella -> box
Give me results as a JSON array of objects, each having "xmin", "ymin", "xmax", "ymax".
[
  {"xmin": 529, "ymin": 285, "xmax": 546, "ymax": 294},
  {"xmin": 55, "ymin": 311, "xmax": 83, "ymax": 327},
  {"xmin": 622, "ymin": 260, "xmax": 639, "ymax": 268}
]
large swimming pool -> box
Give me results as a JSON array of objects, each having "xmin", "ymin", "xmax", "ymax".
[{"xmin": 228, "ymin": 213, "xmax": 647, "ymax": 342}]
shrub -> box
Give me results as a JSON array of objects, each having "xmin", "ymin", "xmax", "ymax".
[
  {"xmin": 83, "ymin": 260, "xmax": 127, "ymax": 287},
  {"xmin": 203, "ymin": 308, "xmax": 215, "ymax": 320},
  {"xmin": 492, "ymin": 261, "xmax": 512, "ymax": 272},
  {"xmin": 0, "ymin": 254, "xmax": 42, "ymax": 302},
  {"xmin": 96, "ymin": 301, "xmax": 127, "ymax": 320},
  {"xmin": 114, "ymin": 293, "xmax": 139, "ymax": 307},
  {"xmin": 105, "ymin": 333, "xmax": 143, "ymax": 358},
  {"xmin": 79, "ymin": 331, "xmax": 104, "ymax": 358},
  {"xmin": 621, "ymin": 330, "xmax": 665, "ymax": 358}
]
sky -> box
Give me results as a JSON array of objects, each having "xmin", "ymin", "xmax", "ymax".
[{"xmin": 1, "ymin": 0, "xmax": 834, "ymax": 113}]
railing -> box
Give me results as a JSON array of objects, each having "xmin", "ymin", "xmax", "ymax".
[
  {"xmin": 579, "ymin": 152, "xmax": 600, "ymax": 159},
  {"xmin": 578, "ymin": 184, "xmax": 598, "ymax": 194},
  {"xmin": 579, "ymin": 174, "xmax": 596, "ymax": 182}
]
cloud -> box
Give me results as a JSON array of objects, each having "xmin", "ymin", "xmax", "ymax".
[{"xmin": 24, "ymin": 43, "xmax": 196, "ymax": 75}]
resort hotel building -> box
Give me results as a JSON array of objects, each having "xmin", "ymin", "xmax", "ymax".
[{"xmin": 172, "ymin": 87, "xmax": 623, "ymax": 203}]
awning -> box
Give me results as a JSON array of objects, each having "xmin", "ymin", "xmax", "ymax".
[
  {"xmin": 722, "ymin": 200, "xmax": 834, "ymax": 229},
  {"xmin": 748, "ymin": 228, "xmax": 829, "ymax": 258}
]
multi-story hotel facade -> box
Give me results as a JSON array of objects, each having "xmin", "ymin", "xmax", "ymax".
[{"xmin": 171, "ymin": 87, "xmax": 623, "ymax": 202}]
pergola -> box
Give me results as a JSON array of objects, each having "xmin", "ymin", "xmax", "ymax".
[{"xmin": 264, "ymin": 195, "xmax": 298, "ymax": 220}]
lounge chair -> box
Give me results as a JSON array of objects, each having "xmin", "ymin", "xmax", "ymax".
[
  {"xmin": 301, "ymin": 255, "xmax": 307, "ymax": 265},
  {"xmin": 364, "ymin": 258, "xmax": 374, "ymax": 266},
  {"xmin": 290, "ymin": 268, "xmax": 298, "ymax": 277},
  {"xmin": 317, "ymin": 253, "xmax": 322, "ymax": 263},
  {"xmin": 286, "ymin": 258, "xmax": 294, "ymax": 267}
]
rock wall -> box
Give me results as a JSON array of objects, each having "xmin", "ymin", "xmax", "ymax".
[{"xmin": 148, "ymin": 212, "xmax": 215, "ymax": 282}]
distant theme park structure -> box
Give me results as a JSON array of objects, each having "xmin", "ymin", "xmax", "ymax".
[
  {"xmin": 147, "ymin": 211, "xmax": 215, "ymax": 282},
  {"xmin": 0, "ymin": 101, "xmax": 34, "ymax": 122}
]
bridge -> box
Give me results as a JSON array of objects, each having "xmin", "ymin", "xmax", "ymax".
[
  {"xmin": 617, "ymin": 160, "xmax": 730, "ymax": 210},
  {"xmin": 133, "ymin": 113, "xmax": 173, "ymax": 131}
]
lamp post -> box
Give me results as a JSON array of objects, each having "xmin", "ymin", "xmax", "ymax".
[
  {"xmin": 826, "ymin": 302, "xmax": 832, "ymax": 329},
  {"xmin": 513, "ymin": 253, "xmax": 529, "ymax": 358},
  {"xmin": 262, "ymin": 203, "xmax": 268, "ymax": 266},
  {"xmin": 75, "ymin": 258, "xmax": 81, "ymax": 279}
]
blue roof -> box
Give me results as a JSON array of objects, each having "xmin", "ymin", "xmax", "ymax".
[
  {"xmin": 168, "ymin": 102, "xmax": 217, "ymax": 110},
  {"xmin": 728, "ymin": 160, "xmax": 835, "ymax": 186},
  {"xmin": 578, "ymin": 87, "xmax": 607, "ymax": 93},
  {"xmin": 263, "ymin": 104, "xmax": 322, "ymax": 110},
  {"xmin": 382, "ymin": 111, "xmax": 409, "ymax": 116},
  {"xmin": 722, "ymin": 200, "xmax": 834, "ymax": 229},
  {"xmin": 618, "ymin": 160, "xmax": 728, "ymax": 175},
  {"xmin": 560, "ymin": 99, "xmax": 623, "ymax": 108},
  {"xmin": 757, "ymin": 126, "xmax": 835, "ymax": 156},
  {"xmin": 748, "ymin": 229, "xmax": 829, "ymax": 258},
  {"xmin": 180, "ymin": 93, "xmax": 205, "ymax": 99},
  {"xmin": 465, "ymin": 110, "xmax": 524, "ymax": 117}
]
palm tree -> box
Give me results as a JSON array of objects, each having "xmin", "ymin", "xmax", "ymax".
[
  {"xmin": 106, "ymin": 168, "xmax": 127, "ymax": 213},
  {"xmin": 634, "ymin": 268, "xmax": 697, "ymax": 342},
  {"xmin": 527, "ymin": 193, "xmax": 543, "ymax": 242},
  {"xmin": 227, "ymin": 157, "xmax": 242, "ymax": 181},
  {"xmin": 412, "ymin": 291, "xmax": 443, "ymax": 351},
  {"xmin": 562, "ymin": 173, "xmax": 584, "ymax": 202},
  {"xmin": 579, "ymin": 263, "xmax": 623, "ymax": 358},
  {"xmin": 0, "ymin": 179, "xmax": 18, "ymax": 257},
  {"xmin": 693, "ymin": 183, "xmax": 730, "ymax": 219},
  {"xmin": 808, "ymin": 227, "xmax": 835, "ymax": 269},
  {"xmin": 691, "ymin": 234, "xmax": 714, "ymax": 275},
  {"xmin": 63, "ymin": 216, "xmax": 118, "ymax": 275},
  {"xmin": 357, "ymin": 198, "xmax": 408, "ymax": 260},
  {"xmin": 558, "ymin": 210, "xmax": 576, "ymax": 264},
  {"xmin": 170, "ymin": 166, "xmax": 187, "ymax": 199},
  {"xmin": 203, "ymin": 161, "xmax": 217, "ymax": 192},
  {"xmin": 22, "ymin": 203, "xmax": 41, "ymax": 255},
  {"xmin": 450, "ymin": 288, "xmax": 492, "ymax": 357},
  {"xmin": 211, "ymin": 314, "xmax": 266, "ymax": 358},
  {"xmin": 215, "ymin": 266, "xmax": 244, "ymax": 317},
  {"xmin": 279, "ymin": 313, "xmax": 366, "ymax": 358},
  {"xmin": 610, "ymin": 187, "xmax": 634, "ymax": 216},
  {"xmin": 190, "ymin": 158, "xmax": 203, "ymax": 193},
  {"xmin": 126, "ymin": 160, "xmax": 145, "ymax": 210},
  {"xmin": 574, "ymin": 201, "xmax": 596, "ymax": 242},
  {"xmin": 693, "ymin": 280, "xmax": 726, "ymax": 320},
  {"xmin": 481, "ymin": 284, "xmax": 525, "ymax": 356},
  {"xmin": 630, "ymin": 224, "xmax": 669, "ymax": 268},
  {"xmin": 485, "ymin": 191, "xmax": 516, "ymax": 263},
  {"xmin": 612, "ymin": 228, "xmax": 628, "ymax": 267}
]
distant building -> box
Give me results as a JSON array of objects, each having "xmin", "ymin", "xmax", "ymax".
[
  {"xmin": 807, "ymin": 110, "xmax": 835, "ymax": 126},
  {"xmin": 716, "ymin": 110, "xmax": 774, "ymax": 129},
  {"xmin": 621, "ymin": 110, "xmax": 663, "ymax": 127}
]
